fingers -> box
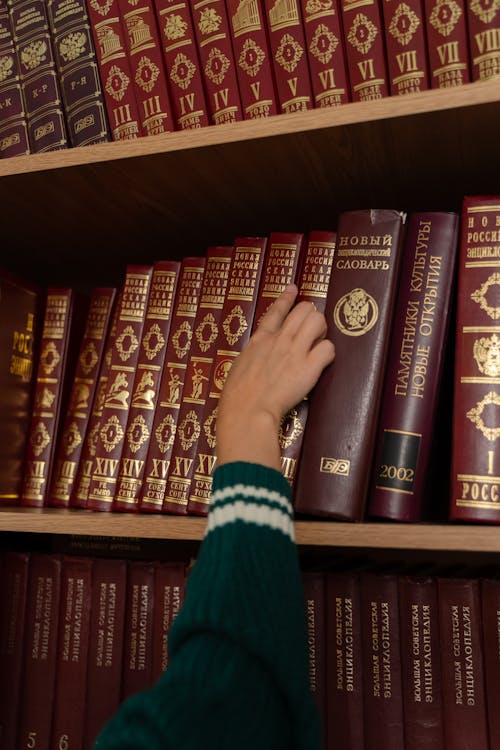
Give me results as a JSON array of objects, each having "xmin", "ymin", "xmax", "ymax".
[
  {"xmin": 256, "ymin": 284, "xmax": 298, "ymax": 333},
  {"xmin": 287, "ymin": 301, "xmax": 328, "ymax": 348}
]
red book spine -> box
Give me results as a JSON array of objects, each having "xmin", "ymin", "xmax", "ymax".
[
  {"xmin": 121, "ymin": 560, "xmax": 155, "ymax": 700},
  {"xmin": 226, "ymin": 0, "xmax": 279, "ymax": 119},
  {"xmin": 481, "ymin": 575, "xmax": 500, "ymax": 750},
  {"xmin": 302, "ymin": 571, "xmax": 326, "ymax": 733},
  {"xmin": 151, "ymin": 561, "xmax": 185, "ymax": 680},
  {"xmin": 16, "ymin": 554, "xmax": 62, "ymax": 750},
  {"xmin": 83, "ymin": 557, "xmax": 127, "ymax": 750},
  {"xmin": 113, "ymin": 261, "xmax": 180, "ymax": 511},
  {"xmin": 8, "ymin": 0, "xmax": 68, "ymax": 152},
  {"xmin": 162, "ymin": 246, "xmax": 233, "ymax": 514},
  {"xmin": 423, "ymin": 0, "xmax": 470, "ymax": 87},
  {"xmin": 339, "ymin": 0, "xmax": 389, "ymax": 101},
  {"xmin": 381, "ymin": 0, "xmax": 430, "ymax": 95},
  {"xmin": 187, "ymin": 236, "xmax": 268, "ymax": 515},
  {"xmin": 0, "ymin": 0, "xmax": 30, "ymax": 158},
  {"xmin": 466, "ymin": 0, "xmax": 500, "ymax": 81},
  {"xmin": 190, "ymin": 0, "xmax": 243, "ymax": 124},
  {"xmin": 87, "ymin": 265, "xmax": 153, "ymax": 511},
  {"xmin": 154, "ymin": 0, "xmax": 209, "ymax": 129},
  {"xmin": 300, "ymin": 0, "xmax": 350, "ymax": 108},
  {"xmin": 368, "ymin": 211, "xmax": 459, "ymax": 522},
  {"xmin": 50, "ymin": 556, "xmax": 93, "ymax": 750},
  {"xmin": 450, "ymin": 196, "xmax": 500, "ymax": 524},
  {"xmin": 437, "ymin": 575, "xmax": 489, "ymax": 749},
  {"xmin": 138, "ymin": 257, "xmax": 206, "ymax": 512},
  {"xmin": 86, "ymin": 0, "xmax": 143, "ymax": 139},
  {"xmin": 118, "ymin": 0, "xmax": 176, "ymax": 136},
  {"xmin": 49, "ymin": 288, "xmax": 117, "ymax": 508},
  {"xmin": 262, "ymin": 0, "xmax": 314, "ymax": 113}
]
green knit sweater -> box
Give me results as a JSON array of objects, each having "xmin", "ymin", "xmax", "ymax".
[{"xmin": 94, "ymin": 461, "xmax": 322, "ymax": 750}]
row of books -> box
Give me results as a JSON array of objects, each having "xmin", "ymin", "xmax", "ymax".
[
  {"xmin": 1, "ymin": 0, "xmax": 499, "ymax": 159},
  {"xmin": 2, "ymin": 195, "xmax": 500, "ymax": 524}
]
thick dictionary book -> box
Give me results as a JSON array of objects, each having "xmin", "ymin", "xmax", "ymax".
[
  {"xmin": 368, "ymin": 211, "xmax": 459, "ymax": 522},
  {"xmin": 423, "ymin": 0, "xmax": 470, "ymax": 88},
  {"xmin": 339, "ymin": 0, "xmax": 389, "ymax": 102},
  {"xmin": 294, "ymin": 209, "xmax": 406, "ymax": 521},
  {"xmin": 450, "ymin": 196, "xmax": 500, "ymax": 524},
  {"xmin": 381, "ymin": 0, "xmax": 430, "ymax": 96},
  {"xmin": 0, "ymin": 0, "xmax": 30, "ymax": 158}
]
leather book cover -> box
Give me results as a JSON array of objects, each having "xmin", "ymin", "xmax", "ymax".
[
  {"xmin": 139, "ymin": 257, "xmax": 206, "ymax": 512},
  {"xmin": 300, "ymin": 0, "xmax": 350, "ymax": 108},
  {"xmin": 280, "ymin": 230, "xmax": 335, "ymax": 488},
  {"xmin": 423, "ymin": 0, "xmax": 471, "ymax": 87},
  {"xmin": 121, "ymin": 560, "xmax": 155, "ymax": 700},
  {"xmin": 0, "ymin": 551, "xmax": 30, "ymax": 750},
  {"xmin": 466, "ymin": 0, "xmax": 500, "ymax": 81},
  {"xmin": 49, "ymin": 287, "xmax": 117, "ymax": 508},
  {"xmin": 113, "ymin": 261, "xmax": 180, "ymax": 511},
  {"xmin": 381, "ymin": 0, "xmax": 430, "ymax": 95},
  {"xmin": 151, "ymin": 561, "xmax": 185, "ymax": 680},
  {"xmin": 302, "ymin": 571, "xmax": 326, "ymax": 732},
  {"xmin": 480, "ymin": 575, "xmax": 500, "ymax": 750},
  {"xmin": 398, "ymin": 573, "xmax": 444, "ymax": 750},
  {"xmin": 339, "ymin": 0, "xmax": 389, "ymax": 101},
  {"xmin": 83, "ymin": 557, "xmax": 127, "ymax": 750},
  {"xmin": 262, "ymin": 0, "xmax": 314, "ymax": 113},
  {"xmin": 162, "ymin": 247, "xmax": 233, "ymax": 515},
  {"xmin": 85, "ymin": 0, "xmax": 143, "ymax": 139},
  {"xmin": 0, "ymin": 0, "xmax": 30, "ymax": 158},
  {"xmin": 437, "ymin": 574, "xmax": 489, "ymax": 749},
  {"xmin": 16, "ymin": 554, "xmax": 62, "ymax": 750},
  {"xmin": 154, "ymin": 0, "xmax": 209, "ymax": 130},
  {"xmin": 294, "ymin": 209, "xmax": 406, "ymax": 521},
  {"xmin": 50, "ymin": 556, "xmax": 93, "ymax": 750},
  {"xmin": 118, "ymin": 0, "xmax": 176, "ymax": 136},
  {"xmin": 8, "ymin": 0, "xmax": 68, "ymax": 152},
  {"xmin": 450, "ymin": 196, "xmax": 500, "ymax": 524},
  {"xmin": 187, "ymin": 236, "xmax": 267, "ymax": 515},
  {"xmin": 0, "ymin": 269, "xmax": 41, "ymax": 505},
  {"xmin": 226, "ymin": 0, "xmax": 279, "ymax": 119},
  {"xmin": 368, "ymin": 211, "xmax": 459, "ymax": 522},
  {"xmin": 190, "ymin": 0, "xmax": 243, "ymax": 124},
  {"xmin": 47, "ymin": 0, "xmax": 111, "ymax": 147},
  {"xmin": 87, "ymin": 265, "xmax": 153, "ymax": 511}
]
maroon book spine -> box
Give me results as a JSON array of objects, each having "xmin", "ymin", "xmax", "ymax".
[
  {"xmin": 302, "ymin": 571, "xmax": 326, "ymax": 735},
  {"xmin": 83, "ymin": 557, "xmax": 127, "ymax": 750},
  {"xmin": 466, "ymin": 0, "xmax": 500, "ymax": 81},
  {"xmin": 138, "ymin": 257, "xmax": 206, "ymax": 512},
  {"xmin": 0, "ymin": 0, "xmax": 30, "ymax": 158},
  {"xmin": 368, "ymin": 211, "xmax": 459, "ymax": 522},
  {"xmin": 301, "ymin": 0, "xmax": 350, "ymax": 108},
  {"xmin": 294, "ymin": 209, "xmax": 405, "ymax": 521},
  {"xmin": 190, "ymin": 0, "xmax": 243, "ymax": 124},
  {"xmin": 450, "ymin": 196, "xmax": 500, "ymax": 524},
  {"xmin": 481, "ymin": 575, "xmax": 500, "ymax": 750},
  {"xmin": 151, "ymin": 561, "xmax": 185, "ymax": 680},
  {"xmin": 121, "ymin": 560, "xmax": 155, "ymax": 700},
  {"xmin": 437, "ymin": 575, "xmax": 489, "ymax": 749},
  {"xmin": 423, "ymin": 0, "xmax": 470, "ymax": 87},
  {"xmin": 8, "ymin": 0, "xmax": 68, "ymax": 152},
  {"xmin": 154, "ymin": 0, "xmax": 209, "ymax": 129},
  {"xmin": 50, "ymin": 556, "xmax": 93, "ymax": 750},
  {"xmin": 339, "ymin": 0, "xmax": 390, "ymax": 101},
  {"xmin": 381, "ymin": 0, "xmax": 430, "ymax": 95}
]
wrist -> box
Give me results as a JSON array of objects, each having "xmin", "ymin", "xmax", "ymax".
[{"xmin": 216, "ymin": 410, "xmax": 281, "ymax": 471}]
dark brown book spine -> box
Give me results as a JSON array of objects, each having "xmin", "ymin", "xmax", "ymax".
[
  {"xmin": 339, "ymin": 0, "xmax": 389, "ymax": 101},
  {"xmin": 113, "ymin": 261, "xmax": 180, "ymax": 511},
  {"xmin": 450, "ymin": 196, "xmax": 500, "ymax": 524},
  {"xmin": 302, "ymin": 571, "xmax": 326, "ymax": 733},
  {"xmin": 481, "ymin": 575, "xmax": 500, "ymax": 750},
  {"xmin": 121, "ymin": 560, "xmax": 155, "ymax": 700},
  {"xmin": 368, "ymin": 211, "xmax": 459, "ymax": 522},
  {"xmin": 381, "ymin": 0, "xmax": 430, "ymax": 95},
  {"xmin": 138, "ymin": 257, "xmax": 206, "ymax": 512},
  {"xmin": 294, "ymin": 209, "xmax": 405, "ymax": 521},
  {"xmin": 466, "ymin": 0, "xmax": 500, "ymax": 81},
  {"xmin": 423, "ymin": 0, "xmax": 470, "ymax": 87},
  {"xmin": 151, "ymin": 561, "xmax": 185, "ymax": 680},
  {"xmin": 87, "ymin": 265, "xmax": 153, "ymax": 511},
  {"xmin": 8, "ymin": 0, "xmax": 68, "ymax": 151},
  {"xmin": 0, "ymin": 0, "xmax": 30, "ymax": 157},
  {"xmin": 437, "ymin": 575, "xmax": 489, "ymax": 749},
  {"xmin": 49, "ymin": 287, "xmax": 117, "ymax": 508},
  {"xmin": 50, "ymin": 556, "xmax": 93, "ymax": 750}
]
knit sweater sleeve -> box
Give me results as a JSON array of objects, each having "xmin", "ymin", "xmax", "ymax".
[{"xmin": 94, "ymin": 461, "xmax": 322, "ymax": 750}]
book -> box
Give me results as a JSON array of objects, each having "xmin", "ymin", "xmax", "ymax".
[
  {"xmin": 49, "ymin": 287, "xmax": 117, "ymax": 508},
  {"xmin": 151, "ymin": 561, "xmax": 185, "ymax": 680},
  {"xmin": 0, "ymin": 0, "xmax": 30, "ymax": 158},
  {"xmin": 139, "ymin": 257, "xmax": 206, "ymax": 512},
  {"xmin": 302, "ymin": 571, "xmax": 326, "ymax": 733},
  {"xmin": 480, "ymin": 574, "xmax": 500, "ymax": 750},
  {"xmin": 450, "ymin": 196, "xmax": 500, "ymax": 524},
  {"xmin": 466, "ymin": 0, "xmax": 500, "ymax": 81},
  {"xmin": 294, "ymin": 209, "xmax": 406, "ymax": 521},
  {"xmin": 113, "ymin": 261, "xmax": 180, "ymax": 511},
  {"xmin": 8, "ymin": 0, "xmax": 68, "ymax": 151},
  {"xmin": 121, "ymin": 559, "xmax": 155, "ymax": 700},
  {"xmin": 368, "ymin": 211, "xmax": 459, "ymax": 522},
  {"xmin": 339, "ymin": 0, "xmax": 389, "ymax": 101},
  {"xmin": 381, "ymin": 0, "xmax": 430, "ymax": 95},
  {"xmin": 423, "ymin": 0, "xmax": 471, "ymax": 88},
  {"xmin": 0, "ymin": 268, "xmax": 40, "ymax": 505}
]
